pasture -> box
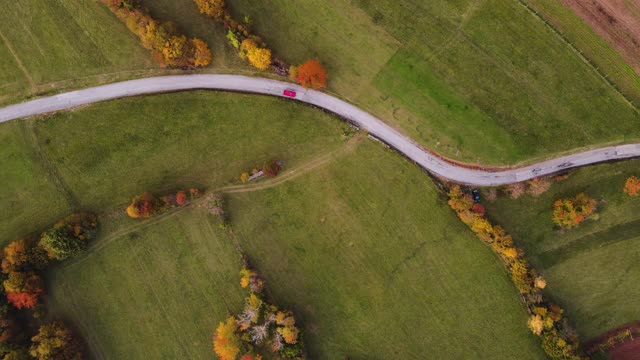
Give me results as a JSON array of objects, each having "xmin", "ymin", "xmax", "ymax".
[
  {"xmin": 45, "ymin": 138, "xmax": 547, "ymax": 359},
  {"xmin": 0, "ymin": 91, "xmax": 350, "ymax": 246}
]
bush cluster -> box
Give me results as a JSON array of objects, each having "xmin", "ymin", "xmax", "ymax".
[
  {"xmin": 102, "ymin": 0, "xmax": 212, "ymax": 68},
  {"xmin": 552, "ymin": 193, "xmax": 597, "ymax": 229},
  {"xmin": 0, "ymin": 213, "xmax": 96, "ymax": 359},
  {"xmin": 126, "ymin": 189, "xmax": 202, "ymax": 219},
  {"xmin": 448, "ymin": 186, "xmax": 585, "ymax": 360},
  {"xmin": 586, "ymin": 328, "xmax": 634, "ymax": 355},
  {"xmin": 213, "ymin": 260, "xmax": 305, "ymax": 359}
]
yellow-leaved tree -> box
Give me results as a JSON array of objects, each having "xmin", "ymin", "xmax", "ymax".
[{"xmin": 213, "ymin": 316, "xmax": 241, "ymax": 360}]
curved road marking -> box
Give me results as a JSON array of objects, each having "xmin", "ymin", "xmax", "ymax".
[{"xmin": 1, "ymin": 74, "xmax": 639, "ymax": 186}]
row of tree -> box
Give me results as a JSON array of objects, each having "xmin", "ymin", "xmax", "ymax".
[
  {"xmin": 102, "ymin": 0, "xmax": 212, "ymax": 68},
  {"xmin": 213, "ymin": 260, "xmax": 305, "ymax": 359},
  {"xmin": 126, "ymin": 189, "xmax": 201, "ymax": 218},
  {"xmin": 192, "ymin": 0, "xmax": 329, "ymax": 89},
  {"xmin": 447, "ymin": 186, "xmax": 585, "ymax": 360},
  {"xmin": 0, "ymin": 213, "xmax": 97, "ymax": 359}
]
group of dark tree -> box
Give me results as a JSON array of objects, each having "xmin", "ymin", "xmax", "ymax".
[
  {"xmin": 0, "ymin": 213, "xmax": 96, "ymax": 359},
  {"xmin": 213, "ymin": 259, "xmax": 305, "ymax": 360},
  {"xmin": 448, "ymin": 186, "xmax": 584, "ymax": 360}
]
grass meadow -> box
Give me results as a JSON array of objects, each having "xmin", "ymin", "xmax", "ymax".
[
  {"xmin": 485, "ymin": 159, "xmax": 640, "ymax": 338},
  {"xmin": 45, "ymin": 139, "xmax": 547, "ymax": 359},
  {"xmin": 0, "ymin": 91, "xmax": 350, "ymax": 246}
]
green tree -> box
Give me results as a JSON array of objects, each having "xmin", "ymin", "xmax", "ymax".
[{"xmin": 39, "ymin": 227, "xmax": 85, "ymax": 261}]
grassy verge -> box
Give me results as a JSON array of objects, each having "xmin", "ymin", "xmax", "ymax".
[{"xmin": 485, "ymin": 158, "xmax": 640, "ymax": 338}]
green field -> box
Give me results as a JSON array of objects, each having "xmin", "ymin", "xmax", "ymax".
[
  {"xmin": 0, "ymin": 0, "xmax": 159, "ymax": 104},
  {"xmin": 485, "ymin": 159, "xmax": 640, "ymax": 338},
  {"xmin": 224, "ymin": 0, "xmax": 640, "ymax": 164},
  {"xmin": 44, "ymin": 137, "xmax": 546, "ymax": 359},
  {"xmin": 0, "ymin": 91, "xmax": 350, "ymax": 246}
]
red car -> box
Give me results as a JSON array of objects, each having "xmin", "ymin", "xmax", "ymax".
[{"xmin": 283, "ymin": 89, "xmax": 296, "ymax": 98}]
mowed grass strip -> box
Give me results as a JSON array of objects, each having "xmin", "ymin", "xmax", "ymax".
[
  {"xmin": 227, "ymin": 0, "xmax": 640, "ymax": 164},
  {"xmin": 48, "ymin": 210, "xmax": 245, "ymax": 360},
  {"xmin": 485, "ymin": 158, "xmax": 640, "ymax": 338},
  {"xmin": 228, "ymin": 140, "xmax": 546, "ymax": 359}
]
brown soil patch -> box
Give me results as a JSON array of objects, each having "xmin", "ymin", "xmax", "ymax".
[
  {"xmin": 562, "ymin": 0, "xmax": 640, "ymax": 74},
  {"xmin": 610, "ymin": 339, "xmax": 640, "ymax": 360}
]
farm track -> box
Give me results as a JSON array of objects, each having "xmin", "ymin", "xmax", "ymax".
[{"xmin": 1, "ymin": 74, "xmax": 640, "ymax": 185}]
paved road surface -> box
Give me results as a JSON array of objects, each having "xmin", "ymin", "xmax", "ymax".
[{"xmin": 1, "ymin": 74, "xmax": 639, "ymax": 186}]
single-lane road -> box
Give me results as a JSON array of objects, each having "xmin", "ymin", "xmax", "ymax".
[{"xmin": 1, "ymin": 74, "xmax": 638, "ymax": 186}]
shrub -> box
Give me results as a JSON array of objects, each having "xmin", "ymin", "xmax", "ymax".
[
  {"xmin": 552, "ymin": 193, "xmax": 597, "ymax": 229},
  {"xmin": 263, "ymin": 160, "xmax": 281, "ymax": 177},
  {"xmin": 240, "ymin": 172, "xmax": 250, "ymax": 183},
  {"xmin": 505, "ymin": 182, "xmax": 526, "ymax": 199},
  {"xmin": 176, "ymin": 191, "xmax": 188, "ymax": 205},
  {"xmin": 296, "ymin": 59, "xmax": 328, "ymax": 89},
  {"xmin": 623, "ymin": 176, "xmax": 640, "ymax": 196},
  {"xmin": 126, "ymin": 192, "xmax": 156, "ymax": 218},
  {"xmin": 528, "ymin": 177, "xmax": 551, "ymax": 196}
]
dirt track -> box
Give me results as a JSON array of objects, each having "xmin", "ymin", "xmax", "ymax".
[{"xmin": 562, "ymin": 0, "xmax": 640, "ymax": 73}]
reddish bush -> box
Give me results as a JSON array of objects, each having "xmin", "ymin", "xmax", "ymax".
[
  {"xmin": 263, "ymin": 161, "xmax": 281, "ymax": 177},
  {"xmin": 176, "ymin": 191, "xmax": 187, "ymax": 205},
  {"xmin": 296, "ymin": 59, "xmax": 328, "ymax": 89}
]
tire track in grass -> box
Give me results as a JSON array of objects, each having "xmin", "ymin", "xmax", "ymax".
[{"xmin": 0, "ymin": 29, "xmax": 34, "ymax": 90}]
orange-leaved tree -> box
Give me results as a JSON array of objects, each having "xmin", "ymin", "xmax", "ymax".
[
  {"xmin": 624, "ymin": 176, "xmax": 640, "ymax": 196},
  {"xmin": 193, "ymin": 0, "xmax": 226, "ymax": 19},
  {"xmin": 1, "ymin": 240, "xmax": 28, "ymax": 274},
  {"xmin": 296, "ymin": 59, "xmax": 327, "ymax": 89},
  {"xmin": 552, "ymin": 193, "xmax": 597, "ymax": 229},
  {"xmin": 3, "ymin": 272, "xmax": 44, "ymax": 309},
  {"xmin": 192, "ymin": 38, "xmax": 212, "ymax": 67},
  {"xmin": 213, "ymin": 316, "xmax": 241, "ymax": 360}
]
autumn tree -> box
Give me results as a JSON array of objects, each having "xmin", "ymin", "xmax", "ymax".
[
  {"xmin": 1, "ymin": 241, "xmax": 28, "ymax": 274},
  {"xmin": 3, "ymin": 349, "xmax": 31, "ymax": 360},
  {"xmin": 240, "ymin": 172, "xmax": 250, "ymax": 183},
  {"xmin": 296, "ymin": 59, "xmax": 328, "ymax": 89},
  {"xmin": 213, "ymin": 316, "xmax": 241, "ymax": 360},
  {"xmin": 193, "ymin": 0, "xmax": 226, "ymax": 19},
  {"xmin": 505, "ymin": 182, "xmax": 526, "ymax": 199},
  {"xmin": 552, "ymin": 193, "xmax": 597, "ymax": 229},
  {"xmin": 192, "ymin": 38, "xmax": 212, "ymax": 67},
  {"xmin": 263, "ymin": 160, "xmax": 281, "ymax": 177},
  {"xmin": 30, "ymin": 321, "xmax": 82, "ymax": 360},
  {"xmin": 240, "ymin": 39, "xmax": 271, "ymax": 70},
  {"xmin": 126, "ymin": 192, "xmax": 156, "ymax": 218},
  {"xmin": 623, "ymin": 176, "xmax": 640, "ymax": 196},
  {"xmin": 3, "ymin": 272, "xmax": 44, "ymax": 309}
]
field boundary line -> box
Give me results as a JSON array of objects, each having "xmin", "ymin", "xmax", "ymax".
[
  {"xmin": 514, "ymin": 0, "xmax": 639, "ymax": 111},
  {"xmin": 0, "ymin": 29, "xmax": 34, "ymax": 89}
]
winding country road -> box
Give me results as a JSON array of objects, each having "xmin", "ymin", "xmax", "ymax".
[{"xmin": 1, "ymin": 74, "xmax": 639, "ymax": 186}]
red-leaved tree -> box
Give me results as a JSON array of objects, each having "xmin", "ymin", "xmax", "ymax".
[{"xmin": 296, "ymin": 59, "xmax": 328, "ymax": 89}]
